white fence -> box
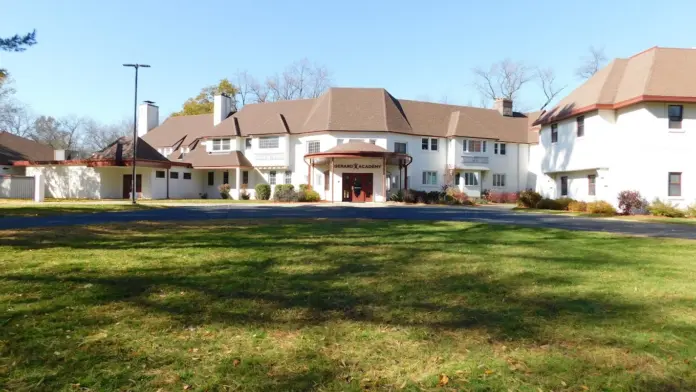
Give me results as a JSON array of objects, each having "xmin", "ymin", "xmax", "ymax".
[{"xmin": 0, "ymin": 175, "xmax": 36, "ymax": 199}]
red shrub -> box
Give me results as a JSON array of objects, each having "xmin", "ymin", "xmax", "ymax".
[{"xmin": 486, "ymin": 191, "xmax": 518, "ymax": 204}]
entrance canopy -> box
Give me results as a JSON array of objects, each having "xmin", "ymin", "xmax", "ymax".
[{"xmin": 304, "ymin": 141, "xmax": 412, "ymax": 166}]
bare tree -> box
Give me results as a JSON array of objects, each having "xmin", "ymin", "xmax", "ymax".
[
  {"xmin": 234, "ymin": 70, "xmax": 257, "ymax": 107},
  {"xmin": 82, "ymin": 118, "xmax": 132, "ymax": 152},
  {"xmin": 536, "ymin": 67, "xmax": 566, "ymax": 110},
  {"xmin": 576, "ymin": 46, "xmax": 608, "ymax": 80},
  {"xmin": 0, "ymin": 100, "xmax": 34, "ymax": 137},
  {"xmin": 264, "ymin": 59, "xmax": 332, "ymax": 102},
  {"xmin": 472, "ymin": 59, "xmax": 532, "ymax": 106},
  {"xmin": 249, "ymin": 80, "xmax": 270, "ymax": 103}
]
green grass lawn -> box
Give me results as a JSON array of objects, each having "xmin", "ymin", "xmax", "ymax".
[
  {"xmin": 512, "ymin": 207, "xmax": 696, "ymax": 226},
  {"xmin": 0, "ymin": 203, "xmax": 161, "ymax": 218},
  {"xmin": 1, "ymin": 220, "xmax": 695, "ymax": 391}
]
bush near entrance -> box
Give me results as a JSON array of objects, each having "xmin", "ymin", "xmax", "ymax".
[
  {"xmin": 255, "ymin": 184, "xmax": 271, "ymax": 200},
  {"xmin": 273, "ymin": 184, "xmax": 298, "ymax": 202}
]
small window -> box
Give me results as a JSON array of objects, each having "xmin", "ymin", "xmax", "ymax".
[
  {"xmin": 421, "ymin": 138, "xmax": 429, "ymax": 150},
  {"xmin": 668, "ymin": 105, "xmax": 683, "ymax": 129},
  {"xmin": 577, "ymin": 116, "xmax": 585, "ymax": 137},
  {"xmin": 259, "ymin": 136, "xmax": 279, "ymax": 149},
  {"xmin": 588, "ymin": 174, "xmax": 596, "ymax": 196},
  {"xmin": 369, "ymin": 139, "xmax": 376, "ymax": 145},
  {"xmin": 560, "ymin": 176, "xmax": 568, "ymax": 196},
  {"xmin": 482, "ymin": 141, "xmax": 487, "ymax": 153},
  {"xmin": 464, "ymin": 172, "xmax": 478, "ymax": 186},
  {"xmin": 307, "ymin": 140, "xmax": 321, "ymax": 154},
  {"xmin": 668, "ymin": 172, "xmax": 682, "ymax": 197},
  {"xmin": 207, "ymin": 171, "xmax": 214, "ymax": 186},
  {"xmin": 551, "ymin": 124, "xmax": 558, "ymax": 143},
  {"xmin": 422, "ymin": 171, "xmax": 437, "ymax": 185},
  {"xmin": 500, "ymin": 143, "xmax": 506, "ymax": 155},
  {"xmin": 430, "ymin": 138, "xmax": 438, "ymax": 151},
  {"xmin": 155, "ymin": 170, "xmax": 165, "ymax": 178},
  {"xmin": 455, "ymin": 172, "xmax": 461, "ymax": 185},
  {"xmin": 394, "ymin": 142, "xmax": 407, "ymax": 154},
  {"xmin": 284, "ymin": 171, "xmax": 292, "ymax": 185},
  {"xmin": 464, "ymin": 140, "xmax": 483, "ymax": 153},
  {"xmin": 493, "ymin": 174, "xmax": 506, "ymax": 187},
  {"xmin": 212, "ymin": 138, "xmax": 232, "ymax": 151},
  {"xmin": 183, "ymin": 172, "xmax": 191, "ymax": 180},
  {"xmin": 269, "ymin": 171, "xmax": 276, "ymax": 185},
  {"xmin": 494, "ymin": 143, "xmax": 507, "ymax": 155},
  {"xmin": 245, "ymin": 138, "xmax": 252, "ymax": 148},
  {"xmin": 170, "ymin": 171, "xmax": 179, "ymax": 179},
  {"xmin": 223, "ymin": 171, "xmax": 229, "ymax": 184},
  {"xmin": 494, "ymin": 143, "xmax": 498, "ymax": 154},
  {"xmin": 242, "ymin": 171, "xmax": 249, "ymax": 185}
]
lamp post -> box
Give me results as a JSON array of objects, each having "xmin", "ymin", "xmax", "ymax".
[{"xmin": 123, "ymin": 63, "xmax": 150, "ymax": 204}]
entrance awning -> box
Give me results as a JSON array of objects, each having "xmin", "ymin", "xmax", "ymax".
[{"xmin": 304, "ymin": 141, "xmax": 412, "ymax": 166}]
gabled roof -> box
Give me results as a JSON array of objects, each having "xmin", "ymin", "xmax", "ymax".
[
  {"xmin": 0, "ymin": 131, "xmax": 54, "ymax": 165},
  {"xmin": 91, "ymin": 136, "xmax": 170, "ymax": 162},
  {"xmin": 140, "ymin": 114, "xmax": 213, "ymax": 148},
  {"xmin": 536, "ymin": 47, "xmax": 696, "ymax": 125},
  {"xmin": 168, "ymin": 141, "xmax": 252, "ymax": 168}
]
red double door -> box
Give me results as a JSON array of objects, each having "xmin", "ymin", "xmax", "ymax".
[{"xmin": 342, "ymin": 173, "xmax": 373, "ymax": 202}]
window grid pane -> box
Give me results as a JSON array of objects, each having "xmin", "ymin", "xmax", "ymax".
[
  {"xmin": 259, "ymin": 137, "xmax": 279, "ymax": 149},
  {"xmin": 422, "ymin": 138, "xmax": 429, "ymax": 150},
  {"xmin": 500, "ymin": 143, "xmax": 506, "ymax": 155},
  {"xmin": 394, "ymin": 142, "xmax": 406, "ymax": 153},
  {"xmin": 551, "ymin": 124, "xmax": 558, "ymax": 143},
  {"xmin": 307, "ymin": 140, "xmax": 321, "ymax": 154},
  {"xmin": 668, "ymin": 172, "xmax": 681, "ymax": 196},
  {"xmin": 430, "ymin": 139, "xmax": 438, "ymax": 151},
  {"xmin": 269, "ymin": 171, "xmax": 276, "ymax": 185},
  {"xmin": 242, "ymin": 171, "xmax": 249, "ymax": 185},
  {"xmin": 577, "ymin": 116, "xmax": 585, "ymax": 137},
  {"xmin": 284, "ymin": 171, "xmax": 292, "ymax": 184}
]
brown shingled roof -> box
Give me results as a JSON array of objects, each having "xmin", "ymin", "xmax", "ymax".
[
  {"xmin": 536, "ymin": 47, "xmax": 696, "ymax": 125},
  {"xmin": 169, "ymin": 142, "xmax": 252, "ymax": 168},
  {"xmin": 91, "ymin": 136, "xmax": 170, "ymax": 163},
  {"xmin": 140, "ymin": 114, "xmax": 213, "ymax": 148},
  {"xmin": 0, "ymin": 131, "xmax": 54, "ymax": 165}
]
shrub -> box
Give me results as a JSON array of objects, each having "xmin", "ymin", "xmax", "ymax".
[
  {"xmin": 586, "ymin": 201, "xmax": 616, "ymax": 215},
  {"xmin": 389, "ymin": 190, "xmax": 404, "ymax": 202},
  {"xmin": 240, "ymin": 191, "xmax": 250, "ymax": 200},
  {"xmin": 298, "ymin": 189, "xmax": 321, "ymax": 202},
  {"xmin": 403, "ymin": 189, "xmax": 417, "ymax": 204},
  {"xmin": 555, "ymin": 197, "xmax": 575, "ymax": 211},
  {"xmin": 299, "ymin": 184, "xmax": 311, "ymax": 192},
  {"xmin": 443, "ymin": 186, "xmax": 468, "ymax": 205},
  {"xmin": 426, "ymin": 191, "xmax": 441, "ymax": 204},
  {"xmin": 687, "ymin": 202, "xmax": 696, "ymax": 218},
  {"xmin": 567, "ymin": 200, "xmax": 587, "ymax": 212},
  {"xmin": 536, "ymin": 198, "xmax": 562, "ymax": 210},
  {"xmin": 414, "ymin": 191, "xmax": 427, "ymax": 204},
  {"xmin": 218, "ymin": 183, "xmax": 231, "ymax": 199},
  {"xmin": 617, "ymin": 190, "xmax": 647, "ymax": 215},
  {"xmin": 199, "ymin": 192, "xmax": 208, "ymax": 199},
  {"xmin": 648, "ymin": 198, "xmax": 685, "ymax": 218},
  {"xmin": 518, "ymin": 189, "xmax": 542, "ymax": 208},
  {"xmin": 481, "ymin": 189, "xmax": 491, "ymax": 201},
  {"xmin": 487, "ymin": 191, "xmax": 519, "ymax": 204},
  {"xmin": 505, "ymin": 192, "xmax": 519, "ymax": 204},
  {"xmin": 255, "ymin": 184, "xmax": 271, "ymax": 200},
  {"xmin": 273, "ymin": 184, "xmax": 297, "ymax": 202}
]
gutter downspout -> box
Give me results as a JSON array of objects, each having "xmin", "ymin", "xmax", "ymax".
[{"xmin": 166, "ymin": 168, "xmax": 170, "ymax": 199}]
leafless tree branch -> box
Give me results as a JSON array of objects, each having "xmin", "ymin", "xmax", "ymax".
[
  {"xmin": 576, "ymin": 46, "xmax": 608, "ymax": 80},
  {"xmin": 472, "ymin": 59, "xmax": 532, "ymax": 108},
  {"xmin": 536, "ymin": 67, "xmax": 566, "ymax": 110}
]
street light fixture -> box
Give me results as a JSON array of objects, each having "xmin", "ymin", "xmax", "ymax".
[{"xmin": 123, "ymin": 63, "xmax": 150, "ymax": 204}]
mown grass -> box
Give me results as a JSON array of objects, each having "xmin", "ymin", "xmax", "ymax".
[
  {"xmin": 1, "ymin": 220, "xmax": 695, "ymax": 391},
  {"xmin": 512, "ymin": 207, "xmax": 696, "ymax": 226},
  {"xmin": 0, "ymin": 203, "xmax": 161, "ymax": 218}
]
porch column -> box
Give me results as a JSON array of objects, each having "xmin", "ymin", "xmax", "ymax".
[
  {"xmin": 382, "ymin": 156, "xmax": 386, "ymax": 202},
  {"xmin": 404, "ymin": 163, "xmax": 409, "ymax": 190},
  {"xmin": 330, "ymin": 158, "xmax": 334, "ymax": 203},
  {"xmin": 235, "ymin": 167, "xmax": 241, "ymax": 199},
  {"xmin": 307, "ymin": 159, "xmax": 312, "ymax": 187}
]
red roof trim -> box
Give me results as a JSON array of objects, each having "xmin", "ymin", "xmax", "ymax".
[{"xmin": 13, "ymin": 159, "xmax": 191, "ymax": 168}]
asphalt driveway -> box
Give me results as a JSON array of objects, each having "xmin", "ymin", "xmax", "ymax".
[{"xmin": 1, "ymin": 204, "xmax": 695, "ymax": 239}]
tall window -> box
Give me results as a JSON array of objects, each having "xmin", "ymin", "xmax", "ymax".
[
  {"xmin": 422, "ymin": 171, "xmax": 437, "ymax": 185},
  {"xmin": 455, "ymin": 173, "xmax": 461, "ymax": 185},
  {"xmin": 207, "ymin": 171, "xmax": 214, "ymax": 186},
  {"xmin": 284, "ymin": 171, "xmax": 292, "ymax": 184},
  {"xmin": 560, "ymin": 176, "xmax": 568, "ymax": 196},
  {"xmin": 245, "ymin": 138, "xmax": 252, "ymax": 148},
  {"xmin": 577, "ymin": 116, "xmax": 585, "ymax": 137},
  {"xmin": 463, "ymin": 140, "xmax": 485, "ymax": 153},
  {"xmin": 324, "ymin": 171, "xmax": 330, "ymax": 190},
  {"xmin": 551, "ymin": 124, "xmax": 558, "ymax": 143},
  {"xmin": 223, "ymin": 171, "xmax": 229, "ymax": 184},
  {"xmin": 493, "ymin": 174, "xmax": 506, "ymax": 187},
  {"xmin": 269, "ymin": 171, "xmax": 276, "ymax": 185},
  {"xmin": 212, "ymin": 138, "xmax": 231, "ymax": 151},
  {"xmin": 668, "ymin": 172, "xmax": 682, "ymax": 197},
  {"xmin": 430, "ymin": 138, "xmax": 438, "ymax": 151},
  {"xmin": 668, "ymin": 105, "xmax": 683, "ymax": 129},
  {"xmin": 307, "ymin": 140, "xmax": 321, "ymax": 154},
  {"xmin": 394, "ymin": 142, "xmax": 407, "ymax": 154},
  {"xmin": 421, "ymin": 138, "xmax": 429, "ymax": 150},
  {"xmin": 259, "ymin": 136, "xmax": 279, "ymax": 149},
  {"xmin": 588, "ymin": 174, "xmax": 596, "ymax": 196},
  {"xmin": 242, "ymin": 171, "xmax": 249, "ymax": 185},
  {"xmin": 464, "ymin": 172, "xmax": 478, "ymax": 186}
]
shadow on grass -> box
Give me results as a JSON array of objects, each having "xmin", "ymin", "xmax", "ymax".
[{"xmin": 1, "ymin": 220, "xmax": 695, "ymax": 390}]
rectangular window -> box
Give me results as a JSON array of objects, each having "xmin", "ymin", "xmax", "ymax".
[
  {"xmin": 155, "ymin": 170, "xmax": 165, "ymax": 178},
  {"xmin": 170, "ymin": 171, "xmax": 179, "ymax": 179},
  {"xmin": 422, "ymin": 138, "xmax": 429, "ymax": 150},
  {"xmin": 588, "ymin": 174, "xmax": 596, "ymax": 196},
  {"xmin": 394, "ymin": 142, "xmax": 407, "ymax": 154},
  {"xmin": 284, "ymin": 171, "xmax": 292, "ymax": 184},
  {"xmin": 577, "ymin": 116, "xmax": 585, "ymax": 137},
  {"xmin": 324, "ymin": 171, "xmax": 330, "ymax": 191},
  {"xmin": 259, "ymin": 136, "xmax": 279, "ymax": 149},
  {"xmin": 493, "ymin": 174, "xmax": 506, "ymax": 187},
  {"xmin": 668, "ymin": 105, "xmax": 683, "ymax": 129},
  {"xmin": 430, "ymin": 138, "xmax": 438, "ymax": 151},
  {"xmin": 422, "ymin": 171, "xmax": 437, "ymax": 185},
  {"xmin": 494, "ymin": 143, "xmax": 498, "ymax": 154},
  {"xmin": 269, "ymin": 171, "xmax": 276, "ymax": 185},
  {"xmin": 464, "ymin": 172, "xmax": 478, "ymax": 186},
  {"xmin": 455, "ymin": 172, "xmax": 461, "ymax": 185},
  {"xmin": 500, "ymin": 143, "xmax": 506, "ymax": 155},
  {"xmin": 212, "ymin": 138, "xmax": 232, "ymax": 151},
  {"xmin": 464, "ymin": 140, "xmax": 483, "ymax": 153},
  {"xmin": 307, "ymin": 140, "xmax": 321, "ymax": 154},
  {"xmin": 551, "ymin": 124, "xmax": 558, "ymax": 143},
  {"xmin": 668, "ymin": 172, "xmax": 682, "ymax": 197},
  {"xmin": 223, "ymin": 171, "xmax": 229, "ymax": 184},
  {"xmin": 207, "ymin": 171, "xmax": 214, "ymax": 186},
  {"xmin": 245, "ymin": 138, "xmax": 252, "ymax": 148},
  {"xmin": 242, "ymin": 171, "xmax": 249, "ymax": 185},
  {"xmin": 183, "ymin": 172, "xmax": 191, "ymax": 180},
  {"xmin": 560, "ymin": 176, "xmax": 568, "ymax": 196}
]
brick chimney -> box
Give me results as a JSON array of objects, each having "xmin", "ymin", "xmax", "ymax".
[{"xmin": 494, "ymin": 98, "xmax": 513, "ymax": 116}]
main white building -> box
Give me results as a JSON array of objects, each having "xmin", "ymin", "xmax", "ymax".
[{"xmin": 15, "ymin": 47, "xmax": 695, "ymax": 207}]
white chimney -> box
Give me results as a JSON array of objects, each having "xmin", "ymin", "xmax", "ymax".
[
  {"xmin": 214, "ymin": 94, "xmax": 233, "ymax": 126},
  {"xmin": 54, "ymin": 150, "xmax": 66, "ymax": 160},
  {"xmin": 494, "ymin": 98, "xmax": 513, "ymax": 116},
  {"xmin": 137, "ymin": 101, "xmax": 159, "ymax": 137}
]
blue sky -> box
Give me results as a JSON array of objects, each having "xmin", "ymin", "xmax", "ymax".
[{"xmin": 3, "ymin": 0, "xmax": 696, "ymax": 124}]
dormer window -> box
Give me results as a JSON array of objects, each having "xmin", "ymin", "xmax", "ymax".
[{"xmin": 212, "ymin": 138, "xmax": 231, "ymax": 151}]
